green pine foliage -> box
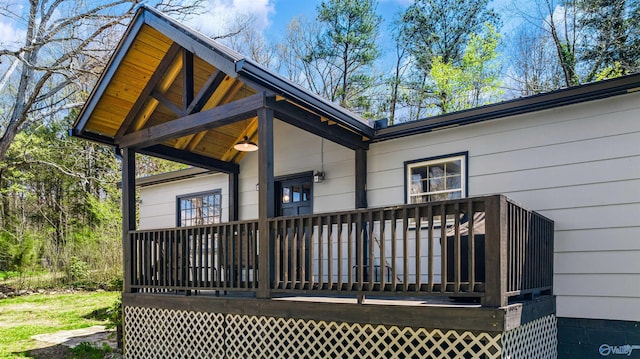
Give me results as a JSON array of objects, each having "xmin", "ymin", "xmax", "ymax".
[{"xmin": 310, "ymin": 0, "xmax": 381, "ymax": 113}]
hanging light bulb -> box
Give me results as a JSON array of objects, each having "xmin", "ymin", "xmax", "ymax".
[{"xmin": 234, "ymin": 136, "xmax": 258, "ymax": 152}]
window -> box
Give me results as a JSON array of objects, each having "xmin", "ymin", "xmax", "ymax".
[
  {"xmin": 177, "ymin": 190, "xmax": 222, "ymax": 227},
  {"xmin": 405, "ymin": 153, "xmax": 467, "ymax": 204}
]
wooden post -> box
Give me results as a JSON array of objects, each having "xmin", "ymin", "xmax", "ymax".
[
  {"xmin": 482, "ymin": 195, "xmax": 508, "ymax": 307},
  {"xmin": 228, "ymin": 172, "xmax": 239, "ymax": 221},
  {"xmin": 121, "ymin": 147, "xmax": 136, "ymax": 293},
  {"xmin": 355, "ymin": 148, "xmax": 367, "ymax": 209},
  {"xmin": 182, "ymin": 50, "xmax": 194, "ymax": 111},
  {"xmin": 355, "ymin": 148, "xmax": 368, "ymax": 288},
  {"xmin": 257, "ymin": 106, "xmax": 274, "ymax": 299}
]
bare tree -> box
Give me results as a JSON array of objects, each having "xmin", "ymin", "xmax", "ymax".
[
  {"xmin": 509, "ymin": 0, "xmax": 580, "ymax": 87},
  {"xmin": 506, "ymin": 25, "xmax": 564, "ymax": 96},
  {"xmin": 277, "ymin": 16, "xmax": 342, "ymax": 101},
  {"xmin": 382, "ymin": 19, "xmax": 413, "ymax": 125},
  {"xmin": 0, "ymin": 0, "xmax": 204, "ymax": 163},
  {"xmin": 222, "ymin": 15, "xmax": 278, "ymax": 68}
]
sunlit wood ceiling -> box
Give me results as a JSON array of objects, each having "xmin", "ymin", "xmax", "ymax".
[
  {"xmin": 74, "ymin": 7, "xmax": 373, "ymax": 174},
  {"xmin": 82, "ymin": 24, "xmax": 261, "ymax": 164}
]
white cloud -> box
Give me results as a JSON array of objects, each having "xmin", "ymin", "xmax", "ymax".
[
  {"xmin": 0, "ymin": 21, "xmax": 25, "ymax": 51},
  {"xmin": 187, "ymin": 0, "xmax": 275, "ymax": 37}
]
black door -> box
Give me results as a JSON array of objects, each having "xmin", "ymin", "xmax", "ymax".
[
  {"xmin": 275, "ymin": 174, "xmax": 313, "ymax": 285},
  {"xmin": 276, "ymin": 175, "xmax": 313, "ymax": 217}
]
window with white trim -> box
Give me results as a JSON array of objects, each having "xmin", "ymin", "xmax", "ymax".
[
  {"xmin": 177, "ymin": 190, "xmax": 222, "ymax": 227},
  {"xmin": 406, "ymin": 153, "xmax": 467, "ymax": 204}
]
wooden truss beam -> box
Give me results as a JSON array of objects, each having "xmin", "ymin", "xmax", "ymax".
[
  {"xmin": 115, "ymin": 43, "xmax": 182, "ymax": 139},
  {"xmin": 185, "ymin": 70, "xmax": 226, "ymax": 115},
  {"xmin": 183, "ymin": 78, "xmax": 244, "ymax": 151},
  {"xmin": 182, "ymin": 49, "xmax": 194, "ymax": 110},
  {"xmin": 268, "ymin": 99, "xmax": 368, "ymax": 150},
  {"xmin": 138, "ymin": 144, "xmax": 239, "ymax": 174},
  {"xmin": 152, "ymin": 90, "xmax": 185, "ymax": 117},
  {"xmin": 118, "ymin": 92, "xmax": 266, "ymax": 149}
]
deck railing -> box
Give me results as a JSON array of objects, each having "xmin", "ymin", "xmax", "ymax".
[
  {"xmin": 127, "ymin": 195, "xmax": 553, "ymax": 306},
  {"xmin": 129, "ymin": 220, "xmax": 258, "ymax": 292},
  {"xmin": 506, "ymin": 201, "xmax": 554, "ymax": 297}
]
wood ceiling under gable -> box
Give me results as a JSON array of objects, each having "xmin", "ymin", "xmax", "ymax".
[
  {"xmin": 82, "ymin": 23, "xmax": 263, "ymax": 165},
  {"xmin": 74, "ymin": 7, "xmax": 373, "ymax": 174},
  {"xmin": 86, "ymin": 25, "xmax": 172, "ymax": 137}
]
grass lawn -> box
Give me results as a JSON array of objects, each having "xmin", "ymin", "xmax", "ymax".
[{"xmin": 0, "ymin": 291, "xmax": 119, "ymax": 359}]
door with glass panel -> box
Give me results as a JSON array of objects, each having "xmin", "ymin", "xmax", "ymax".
[
  {"xmin": 276, "ymin": 175, "xmax": 313, "ymax": 216},
  {"xmin": 275, "ymin": 174, "xmax": 313, "ymax": 285}
]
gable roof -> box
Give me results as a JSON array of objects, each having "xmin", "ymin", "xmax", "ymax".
[{"xmin": 73, "ymin": 6, "xmax": 373, "ymax": 173}]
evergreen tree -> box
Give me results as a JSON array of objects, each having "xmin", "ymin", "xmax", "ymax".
[
  {"xmin": 579, "ymin": 0, "xmax": 640, "ymax": 81},
  {"xmin": 310, "ymin": 0, "xmax": 381, "ymax": 112}
]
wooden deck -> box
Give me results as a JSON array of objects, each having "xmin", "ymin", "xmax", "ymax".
[
  {"xmin": 126, "ymin": 194, "xmax": 554, "ymax": 308},
  {"xmin": 123, "ymin": 291, "xmax": 555, "ymax": 332}
]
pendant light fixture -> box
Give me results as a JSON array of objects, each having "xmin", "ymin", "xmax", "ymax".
[
  {"xmin": 234, "ymin": 135, "xmax": 258, "ymax": 152},
  {"xmin": 234, "ymin": 115, "xmax": 258, "ymax": 152}
]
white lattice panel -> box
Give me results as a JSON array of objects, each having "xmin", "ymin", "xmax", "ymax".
[
  {"xmin": 124, "ymin": 305, "xmax": 505, "ymax": 358},
  {"xmin": 226, "ymin": 315, "xmax": 502, "ymax": 358},
  {"xmin": 124, "ymin": 306, "xmax": 226, "ymax": 359},
  {"xmin": 502, "ymin": 315, "xmax": 557, "ymax": 359}
]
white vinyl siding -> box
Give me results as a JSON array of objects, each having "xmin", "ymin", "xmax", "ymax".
[
  {"xmin": 139, "ymin": 174, "xmax": 229, "ymax": 230},
  {"xmin": 237, "ymin": 120, "xmax": 355, "ymax": 220},
  {"xmin": 367, "ymin": 91, "xmax": 640, "ymax": 321}
]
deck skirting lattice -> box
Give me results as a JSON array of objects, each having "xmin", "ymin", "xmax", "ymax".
[
  {"xmin": 502, "ymin": 315, "xmax": 557, "ymax": 358},
  {"xmin": 224, "ymin": 314, "xmax": 501, "ymax": 358},
  {"xmin": 124, "ymin": 305, "xmax": 556, "ymax": 358},
  {"xmin": 124, "ymin": 306, "xmax": 226, "ymax": 359}
]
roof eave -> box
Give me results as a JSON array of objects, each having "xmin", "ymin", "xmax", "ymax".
[
  {"xmin": 374, "ymin": 72, "xmax": 640, "ymax": 142},
  {"xmin": 136, "ymin": 167, "xmax": 214, "ymax": 187},
  {"xmin": 73, "ymin": 7, "xmax": 146, "ymax": 134},
  {"xmin": 68, "ymin": 128, "xmax": 116, "ymax": 146},
  {"xmin": 237, "ymin": 60, "xmax": 375, "ymax": 139}
]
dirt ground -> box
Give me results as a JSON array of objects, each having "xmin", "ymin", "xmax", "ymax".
[
  {"xmin": 25, "ymin": 344, "xmax": 73, "ymax": 359},
  {"xmin": 28, "ymin": 326, "xmax": 121, "ymax": 359}
]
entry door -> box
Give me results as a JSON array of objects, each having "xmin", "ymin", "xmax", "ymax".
[
  {"xmin": 275, "ymin": 174, "xmax": 313, "ymax": 283},
  {"xmin": 276, "ymin": 175, "xmax": 313, "ymax": 217}
]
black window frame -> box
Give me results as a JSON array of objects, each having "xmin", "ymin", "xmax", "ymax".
[
  {"xmin": 176, "ymin": 189, "xmax": 222, "ymax": 227},
  {"xmin": 403, "ymin": 151, "xmax": 469, "ymax": 204}
]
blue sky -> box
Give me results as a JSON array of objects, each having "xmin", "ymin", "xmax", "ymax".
[
  {"xmin": 184, "ymin": 0, "xmax": 518, "ymax": 63},
  {"xmin": 266, "ymin": 0, "xmax": 412, "ymax": 37},
  {"xmin": 0, "ymin": 0, "xmax": 518, "ymax": 52},
  {"xmin": 187, "ymin": 0, "xmax": 515, "ymax": 36},
  {"xmin": 0, "ymin": 0, "xmax": 522, "ymax": 80},
  {"xmin": 186, "ymin": 0, "xmax": 413, "ymax": 41}
]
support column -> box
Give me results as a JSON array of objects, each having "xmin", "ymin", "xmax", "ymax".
[
  {"xmin": 257, "ymin": 107, "xmax": 274, "ymax": 299},
  {"xmin": 355, "ymin": 148, "xmax": 367, "ymax": 209},
  {"xmin": 228, "ymin": 171, "xmax": 239, "ymax": 221},
  {"xmin": 355, "ymin": 148, "xmax": 368, "ymax": 284},
  {"xmin": 121, "ymin": 147, "xmax": 136, "ymax": 293},
  {"xmin": 483, "ymin": 195, "xmax": 508, "ymax": 307}
]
